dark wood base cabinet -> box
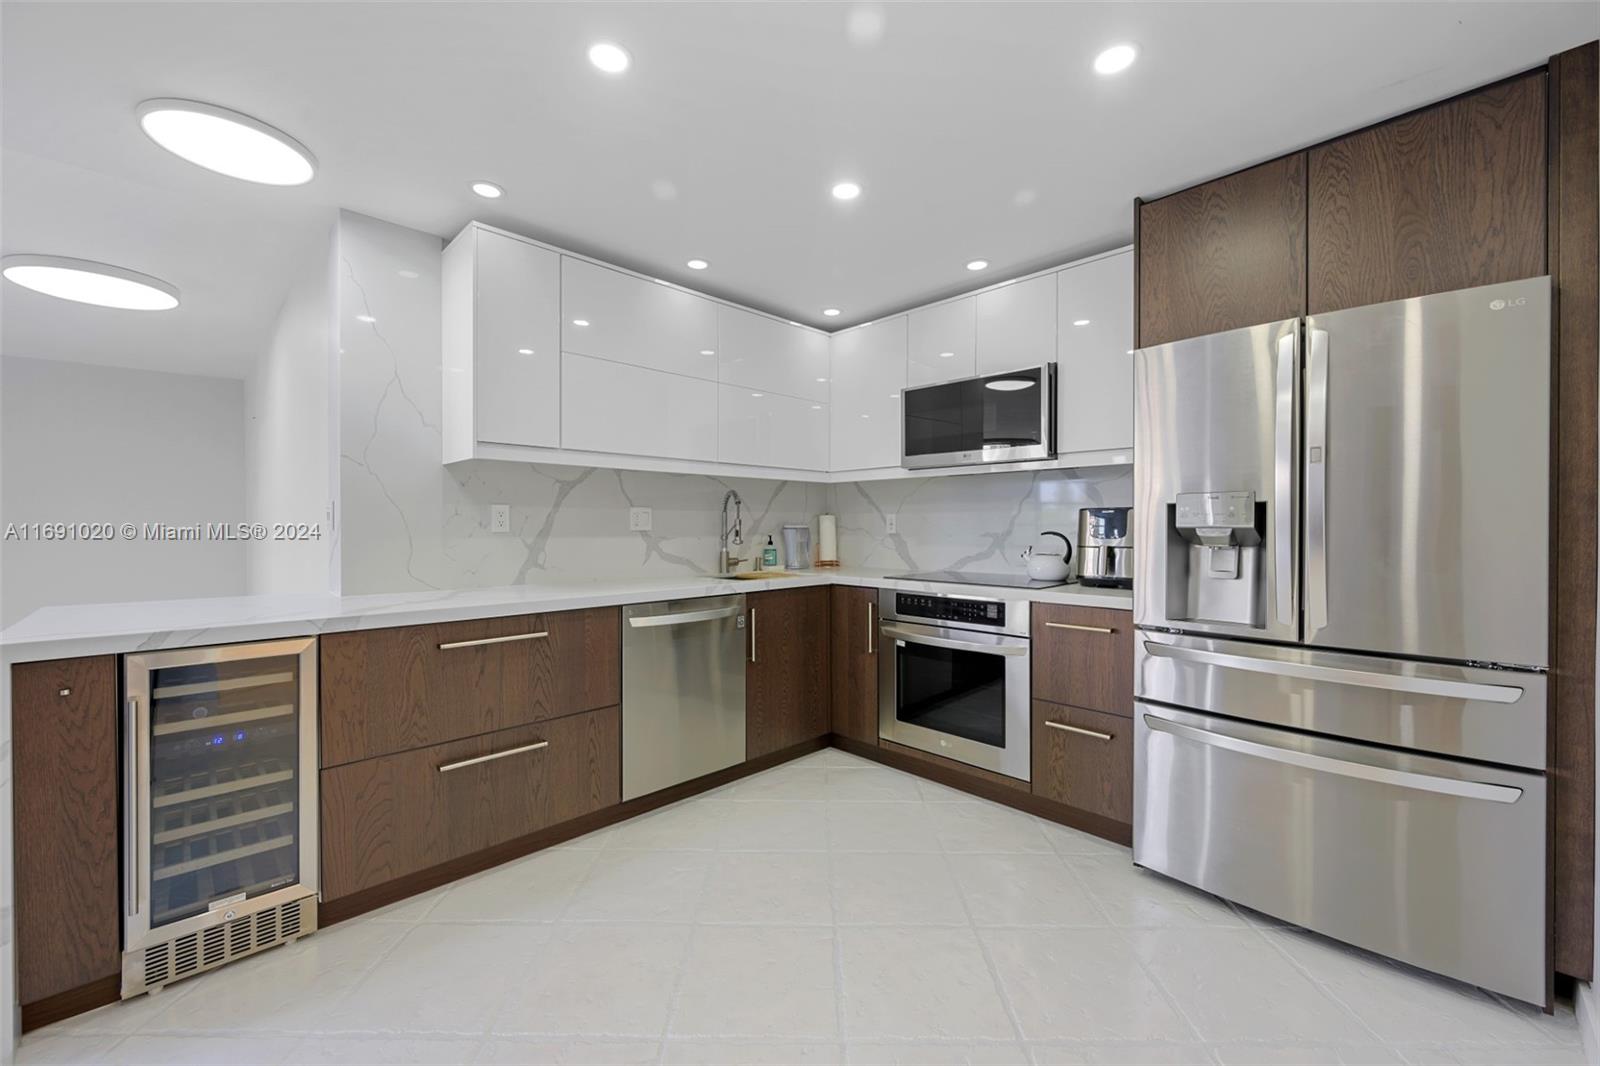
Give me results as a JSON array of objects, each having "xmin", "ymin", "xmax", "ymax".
[
  {"xmin": 1031, "ymin": 701, "xmax": 1133, "ymax": 826},
  {"xmin": 11, "ymin": 657, "xmax": 122, "ymax": 1020},
  {"xmin": 747, "ymin": 586, "xmax": 831, "ymax": 759},
  {"xmin": 321, "ymin": 705, "xmax": 621, "ymax": 900},
  {"xmin": 829, "ymin": 585, "xmax": 880, "ymax": 744}
]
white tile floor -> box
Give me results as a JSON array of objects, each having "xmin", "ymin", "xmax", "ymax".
[{"xmin": 18, "ymin": 749, "xmax": 1587, "ymax": 1066}]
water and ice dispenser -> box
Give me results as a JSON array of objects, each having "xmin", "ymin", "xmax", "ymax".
[{"xmin": 1166, "ymin": 489, "xmax": 1267, "ymax": 628}]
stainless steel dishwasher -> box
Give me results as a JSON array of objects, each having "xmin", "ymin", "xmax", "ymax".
[{"xmin": 622, "ymin": 595, "xmax": 747, "ymax": 800}]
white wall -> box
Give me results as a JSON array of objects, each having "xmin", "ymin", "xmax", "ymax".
[
  {"xmin": 0, "ymin": 356, "xmax": 247, "ymax": 627},
  {"xmin": 244, "ymin": 224, "xmax": 338, "ymax": 596}
]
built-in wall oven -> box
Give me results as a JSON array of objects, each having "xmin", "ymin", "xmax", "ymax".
[
  {"xmin": 901, "ymin": 364, "xmax": 1055, "ymax": 470},
  {"xmin": 878, "ymin": 589, "xmax": 1031, "ymax": 780},
  {"xmin": 122, "ymin": 638, "xmax": 319, "ymax": 997}
]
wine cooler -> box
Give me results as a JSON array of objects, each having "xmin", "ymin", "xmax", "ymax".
[{"xmin": 122, "ymin": 638, "xmax": 319, "ymax": 997}]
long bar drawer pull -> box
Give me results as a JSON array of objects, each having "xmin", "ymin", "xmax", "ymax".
[
  {"xmin": 1045, "ymin": 622, "xmax": 1116, "ymax": 635},
  {"xmin": 438, "ymin": 631, "xmax": 549, "ymax": 650},
  {"xmin": 438, "ymin": 740, "xmax": 549, "ymax": 773},
  {"xmin": 1142, "ymin": 714, "xmax": 1523, "ymax": 804},
  {"xmin": 1046, "ymin": 720, "xmax": 1113, "ymax": 741},
  {"xmin": 1143, "ymin": 641, "xmax": 1523, "ymax": 704}
]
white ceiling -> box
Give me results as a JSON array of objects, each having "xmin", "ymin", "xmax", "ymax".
[{"xmin": 3, "ymin": 1, "xmax": 1596, "ymax": 378}]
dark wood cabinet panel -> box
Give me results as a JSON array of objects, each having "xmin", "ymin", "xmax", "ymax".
[
  {"xmin": 1550, "ymin": 41, "xmax": 1598, "ymax": 982},
  {"xmin": 1031, "ymin": 701, "xmax": 1133, "ymax": 825},
  {"xmin": 1031, "ymin": 604, "xmax": 1133, "ymax": 718},
  {"xmin": 1308, "ymin": 72, "xmax": 1547, "ymax": 313},
  {"xmin": 320, "ymin": 606, "xmax": 619, "ymax": 767},
  {"xmin": 1136, "ymin": 154, "xmax": 1308, "ymax": 347},
  {"xmin": 829, "ymin": 585, "xmax": 880, "ymax": 744},
  {"xmin": 12, "ymin": 656, "xmax": 121, "ymax": 1006},
  {"xmin": 747, "ymin": 586, "xmax": 831, "ymax": 759},
  {"xmin": 321, "ymin": 704, "xmax": 620, "ymax": 899}
]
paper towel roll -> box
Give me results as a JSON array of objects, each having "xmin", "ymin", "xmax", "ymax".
[{"xmin": 818, "ymin": 513, "xmax": 838, "ymax": 563}]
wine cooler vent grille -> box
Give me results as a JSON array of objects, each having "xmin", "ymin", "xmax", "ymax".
[{"xmin": 126, "ymin": 894, "xmax": 317, "ymax": 998}]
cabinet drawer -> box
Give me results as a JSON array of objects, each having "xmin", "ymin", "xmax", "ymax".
[
  {"xmin": 1031, "ymin": 701, "xmax": 1131, "ymax": 824},
  {"xmin": 320, "ymin": 705, "xmax": 621, "ymax": 899},
  {"xmin": 1031, "ymin": 604, "xmax": 1132, "ymax": 716},
  {"xmin": 320, "ymin": 607, "xmax": 620, "ymax": 767}
]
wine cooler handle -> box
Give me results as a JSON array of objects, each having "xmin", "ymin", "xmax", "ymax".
[{"xmin": 124, "ymin": 696, "xmax": 140, "ymax": 919}]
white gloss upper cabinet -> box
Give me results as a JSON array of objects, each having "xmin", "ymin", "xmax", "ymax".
[
  {"xmin": 829, "ymin": 316, "xmax": 908, "ymax": 472},
  {"xmin": 561, "ymin": 353, "xmax": 718, "ymax": 461},
  {"xmin": 907, "ymin": 297, "xmax": 976, "ymax": 386},
  {"xmin": 975, "ymin": 273, "xmax": 1056, "ymax": 375},
  {"xmin": 1056, "ymin": 250, "xmax": 1134, "ymax": 455},
  {"xmin": 718, "ymin": 386, "xmax": 828, "ymax": 471},
  {"xmin": 441, "ymin": 225, "xmax": 561, "ymax": 457},
  {"xmin": 561, "ymin": 257, "xmax": 719, "ymax": 380},
  {"xmin": 717, "ymin": 306, "xmax": 829, "ymax": 401}
]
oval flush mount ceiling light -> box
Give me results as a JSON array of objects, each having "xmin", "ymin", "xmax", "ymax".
[
  {"xmin": 831, "ymin": 181, "xmax": 862, "ymax": 201},
  {"xmin": 137, "ymin": 99, "xmax": 315, "ymax": 185},
  {"xmin": 2, "ymin": 254, "xmax": 179, "ymax": 310},
  {"xmin": 686, "ymin": 259, "xmax": 709, "ymax": 270},
  {"xmin": 588, "ymin": 41, "xmax": 631, "ymax": 74},
  {"xmin": 822, "ymin": 308, "xmax": 841, "ymax": 317},
  {"xmin": 1093, "ymin": 43, "xmax": 1138, "ymax": 75},
  {"xmin": 966, "ymin": 259, "xmax": 989, "ymax": 271},
  {"xmin": 471, "ymin": 181, "xmax": 503, "ymax": 199}
]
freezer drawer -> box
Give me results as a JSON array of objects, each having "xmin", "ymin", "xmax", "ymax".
[
  {"xmin": 1134, "ymin": 702, "xmax": 1547, "ymax": 1005},
  {"xmin": 1136, "ymin": 630, "xmax": 1546, "ymax": 769}
]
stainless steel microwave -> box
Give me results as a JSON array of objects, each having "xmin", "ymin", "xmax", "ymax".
[{"xmin": 901, "ymin": 364, "xmax": 1056, "ymax": 470}]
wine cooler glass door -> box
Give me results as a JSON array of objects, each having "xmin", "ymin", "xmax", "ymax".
[{"xmin": 125, "ymin": 637, "xmax": 318, "ymax": 948}]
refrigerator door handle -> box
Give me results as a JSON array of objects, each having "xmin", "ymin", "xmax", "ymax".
[
  {"xmin": 1304, "ymin": 326, "xmax": 1330, "ymax": 635},
  {"xmin": 1142, "ymin": 639, "xmax": 1525, "ymax": 703},
  {"xmin": 1274, "ymin": 330, "xmax": 1297, "ymax": 627},
  {"xmin": 1142, "ymin": 713, "xmax": 1523, "ymax": 803}
]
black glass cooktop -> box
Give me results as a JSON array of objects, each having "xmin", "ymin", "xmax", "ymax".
[{"xmin": 895, "ymin": 570, "xmax": 1074, "ymax": 590}]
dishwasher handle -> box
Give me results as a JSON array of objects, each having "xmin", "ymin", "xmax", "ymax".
[{"xmin": 627, "ymin": 605, "xmax": 744, "ymax": 629}]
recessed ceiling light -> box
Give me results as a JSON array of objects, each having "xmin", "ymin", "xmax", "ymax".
[
  {"xmin": 517, "ymin": 348, "xmax": 534, "ymax": 355},
  {"xmin": 1073, "ymin": 319, "xmax": 1091, "ymax": 326},
  {"xmin": 700, "ymin": 349, "xmax": 716, "ymax": 356},
  {"xmin": 811, "ymin": 405, "xmax": 822, "ymax": 410},
  {"xmin": 572, "ymin": 319, "xmax": 590, "ymax": 327},
  {"xmin": 471, "ymin": 181, "xmax": 503, "ymax": 199},
  {"xmin": 686, "ymin": 259, "xmax": 709, "ymax": 270},
  {"xmin": 137, "ymin": 99, "xmax": 315, "ymax": 185},
  {"xmin": 816, "ymin": 377, "xmax": 829, "ymax": 383},
  {"xmin": 822, "ymin": 308, "xmax": 841, "ymax": 317},
  {"xmin": 1093, "ymin": 43, "xmax": 1138, "ymax": 76},
  {"xmin": 588, "ymin": 41, "xmax": 631, "ymax": 74},
  {"xmin": 966, "ymin": 259, "xmax": 989, "ymax": 271},
  {"xmin": 751, "ymin": 392, "xmax": 764, "ymax": 398},
  {"xmin": 831, "ymin": 181, "xmax": 862, "ymax": 201},
  {"xmin": 2, "ymin": 254, "xmax": 179, "ymax": 310},
  {"xmin": 938, "ymin": 351, "xmax": 955, "ymax": 358},
  {"xmin": 355, "ymin": 314, "xmax": 376, "ymax": 324}
]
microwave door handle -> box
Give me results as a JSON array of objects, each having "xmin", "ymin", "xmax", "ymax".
[
  {"xmin": 1304, "ymin": 325, "xmax": 1330, "ymax": 635},
  {"xmin": 1274, "ymin": 330, "xmax": 1297, "ymax": 627},
  {"xmin": 878, "ymin": 623, "xmax": 1029, "ymax": 657}
]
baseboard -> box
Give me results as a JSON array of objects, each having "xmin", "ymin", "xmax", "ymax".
[
  {"xmin": 321, "ymin": 735, "xmax": 828, "ymax": 926},
  {"xmin": 20, "ymin": 975, "xmax": 119, "ymax": 1034},
  {"xmin": 830, "ymin": 734, "xmax": 1132, "ymax": 847},
  {"xmin": 1577, "ymin": 980, "xmax": 1600, "ymax": 1065}
]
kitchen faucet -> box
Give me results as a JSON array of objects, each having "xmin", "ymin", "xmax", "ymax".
[{"xmin": 719, "ymin": 489, "xmax": 745, "ymax": 574}]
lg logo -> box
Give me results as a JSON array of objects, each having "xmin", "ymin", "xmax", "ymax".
[{"xmin": 1490, "ymin": 297, "xmax": 1529, "ymax": 311}]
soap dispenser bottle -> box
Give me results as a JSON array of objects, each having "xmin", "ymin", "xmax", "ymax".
[{"xmin": 762, "ymin": 535, "xmax": 779, "ymax": 569}]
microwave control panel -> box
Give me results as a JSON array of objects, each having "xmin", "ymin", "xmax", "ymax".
[{"xmin": 895, "ymin": 593, "xmax": 1005, "ymax": 628}]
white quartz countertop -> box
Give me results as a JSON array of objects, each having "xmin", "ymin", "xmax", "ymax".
[{"xmin": 0, "ymin": 568, "xmax": 1131, "ymax": 663}]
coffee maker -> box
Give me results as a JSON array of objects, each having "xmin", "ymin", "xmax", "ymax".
[{"xmin": 1077, "ymin": 507, "xmax": 1133, "ymax": 589}]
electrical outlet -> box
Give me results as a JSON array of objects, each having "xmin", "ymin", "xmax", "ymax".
[
  {"xmin": 885, "ymin": 513, "xmax": 897, "ymax": 534},
  {"xmin": 629, "ymin": 507, "xmax": 653, "ymax": 532},
  {"xmin": 490, "ymin": 504, "xmax": 511, "ymax": 534}
]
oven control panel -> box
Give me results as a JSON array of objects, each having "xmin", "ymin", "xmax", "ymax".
[{"xmin": 895, "ymin": 593, "xmax": 1005, "ymax": 627}]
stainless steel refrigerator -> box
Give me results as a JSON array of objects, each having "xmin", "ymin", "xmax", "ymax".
[{"xmin": 1132, "ymin": 275, "xmax": 1552, "ymax": 1005}]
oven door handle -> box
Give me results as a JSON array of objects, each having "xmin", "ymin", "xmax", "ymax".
[{"xmin": 879, "ymin": 623, "xmax": 1029, "ymax": 657}]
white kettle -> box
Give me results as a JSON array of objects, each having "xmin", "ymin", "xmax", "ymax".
[{"xmin": 1020, "ymin": 530, "xmax": 1073, "ymax": 581}]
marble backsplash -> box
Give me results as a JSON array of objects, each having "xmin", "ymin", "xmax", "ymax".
[{"xmin": 830, "ymin": 467, "xmax": 1133, "ymax": 578}]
